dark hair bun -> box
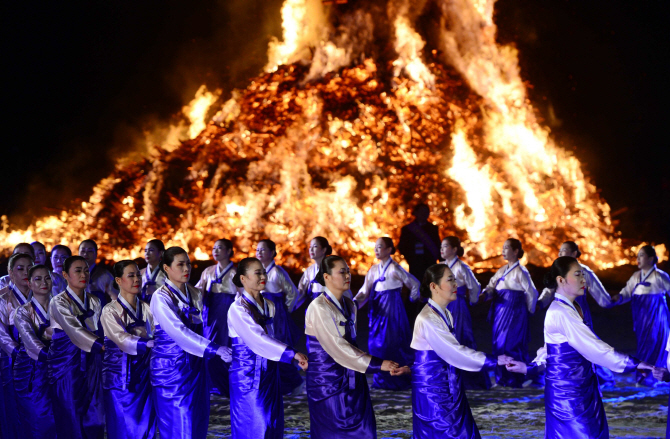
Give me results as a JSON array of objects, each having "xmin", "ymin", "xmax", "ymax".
[
  {"xmin": 232, "ymin": 272, "xmax": 243, "ymax": 288},
  {"xmin": 420, "ymin": 264, "xmax": 448, "ymax": 299},
  {"xmin": 315, "ymin": 269, "xmax": 326, "ymax": 286},
  {"xmin": 325, "ymin": 245, "xmax": 333, "ymax": 256},
  {"xmin": 543, "ymin": 271, "xmax": 558, "ymax": 289},
  {"xmin": 544, "ymin": 256, "xmax": 579, "ymax": 289}
]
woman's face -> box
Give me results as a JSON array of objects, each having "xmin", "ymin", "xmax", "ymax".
[
  {"xmin": 144, "ymin": 243, "xmax": 163, "ymax": 267},
  {"xmin": 558, "ymin": 243, "xmax": 578, "ymax": 258},
  {"xmin": 502, "ymin": 241, "xmax": 518, "ymax": 262},
  {"xmin": 323, "ymin": 260, "xmax": 351, "ymax": 292},
  {"xmin": 440, "ymin": 240, "xmax": 457, "ymax": 260},
  {"xmin": 212, "ymin": 241, "xmax": 231, "ymax": 263},
  {"xmin": 51, "ymin": 248, "xmax": 69, "ymax": 272},
  {"xmin": 29, "ymin": 267, "xmax": 52, "ymax": 298},
  {"xmin": 309, "ymin": 239, "xmax": 326, "ymax": 261},
  {"xmin": 64, "ymin": 259, "xmax": 90, "ymax": 289},
  {"xmin": 374, "ymin": 239, "xmax": 393, "ymax": 261},
  {"xmin": 10, "ymin": 257, "xmax": 33, "ymax": 290},
  {"xmin": 78, "ymin": 243, "xmax": 97, "ymax": 267},
  {"xmin": 557, "ymin": 263, "xmax": 586, "ymax": 298},
  {"xmin": 430, "ymin": 267, "xmax": 458, "ymax": 304},
  {"xmin": 255, "ymin": 242, "xmax": 274, "ymax": 264},
  {"xmin": 164, "ymin": 253, "xmax": 191, "ymax": 284},
  {"xmin": 637, "ymin": 249, "xmax": 654, "ymax": 270},
  {"xmin": 32, "ymin": 244, "xmax": 47, "ymax": 265},
  {"xmin": 116, "ymin": 264, "xmax": 142, "ymax": 295},
  {"xmin": 240, "ymin": 261, "xmax": 267, "ymax": 293}
]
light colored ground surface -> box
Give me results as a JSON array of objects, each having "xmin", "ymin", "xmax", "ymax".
[{"xmin": 207, "ymin": 373, "xmax": 669, "ymax": 438}]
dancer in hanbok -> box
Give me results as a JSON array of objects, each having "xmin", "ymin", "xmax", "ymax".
[
  {"xmin": 140, "ymin": 239, "xmax": 166, "ymax": 302},
  {"xmin": 299, "ymin": 237, "xmax": 353, "ymax": 305},
  {"xmin": 49, "ymin": 255, "xmax": 105, "ymax": 439},
  {"xmin": 79, "ymin": 239, "xmax": 116, "ymax": 305},
  {"xmin": 439, "ymin": 236, "xmax": 489, "ymax": 389},
  {"xmin": 150, "ymin": 246, "xmax": 231, "ymax": 439},
  {"xmin": 412, "ymin": 263, "xmax": 511, "ymax": 439},
  {"xmin": 506, "ymin": 256, "xmax": 651, "ymax": 439},
  {"xmin": 538, "ymin": 240, "xmax": 618, "ymax": 385},
  {"xmin": 355, "ymin": 237, "xmax": 419, "ymax": 389},
  {"xmin": 228, "ymin": 257, "xmax": 308, "ymax": 439},
  {"xmin": 101, "ymin": 260, "xmax": 157, "ymax": 439},
  {"xmin": 256, "ymin": 239, "xmax": 304, "ymax": 394},
  {"xmin": 50, "ymin": 244, "xmax": 72, "ymax": 296},
  {"xmin": 31, "ymin": 241, "xmax": 48, "ymax": 265},
  {"xmin": 195, "ymin": 238, "xmax": 238, "ymax": 396},
  {"xmin": 481, "ymin": 238, "xmax": 538, "ymax": 387},
  {"xmin": 0, "ymin": 242, "xmax": 35, "ymax": 290},
  {"xmin": 13, "ymin": 264, "xmax": 56, "ymax": 439},
  {"xmin": 0, "ymin": 252, "xmax": 34, "ymax": 439},
  {"xmin": 614, "ymin": 244, "xmax": 670, "ymax": 385},
  {"xmin": 306, "ymin": 255, "xmax": 403, "ymax": 439}
]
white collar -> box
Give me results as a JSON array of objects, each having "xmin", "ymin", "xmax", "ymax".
[
  {"xmin": 66, "ymin": 286, "xmax": 88, "ymax": 310},
  {"xmin": 641, "ymin": 265, "xmax": 657, "ymax": 279},
  {"xmin": 242, "ymin": 291, "xmax": 265, "ymax": 314},
  {"xmin": 324, "ymin": 287, "xmax": 345, "ymax": 312},
  {"xmin": 446, "ymin": 256, "xmax": 459, "ymax": 268},
  {"xmin": 9, "ymin": 282, "xmax": 31, "ymax": 303},
  {"xmin": 555, "ymin": 293, "xmax": 578, "ymax": 313},
  {"xmin": 117, "ymin": 294, "xmax": 139, "ymax": 318},
  {"xmin": 216, "ymin": 261, "xmax": 234, "ymax": 278},
  {"xmin": 31, "ymin": 296, "xmax": 50, "ymax": 320},
  {"xmin": 428, "ymin": 298, "xmax": 452, "ymax": 327},
  {"xmin": 165, "ymin": 279, "xmax": 190, "ymax": 304}
]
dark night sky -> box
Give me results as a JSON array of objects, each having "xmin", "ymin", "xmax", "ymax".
[{"xmin": 2, "ymin": 1, "xmax": 669, "ymax": 245}]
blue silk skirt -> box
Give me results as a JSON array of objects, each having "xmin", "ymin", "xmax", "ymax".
[
  {"xmin": 0, "ymin": 349, "xmax": 21, "ymax": 439},
  {"xmin": 205, "ymin": 292, "xmax": 235, "ymax": 397},
  {"xmin": 411, "ymin": 350, "xmax": 480, "ymax": 439},
  {"xmin": 574, "ymin": 294, "xmax": 615, "ymax": 387},
  {"xmin": 13, "ymin": 348, "xmax": 56, "ymax": 439},
  {"xmin": 262, "ymin": 291, "xmax": 303, "ymax": 395},
  {"xmin": 150, "ymin": 323, "xmax": 210, "ymax": 439},
  {"xmin": 488, "ymin": 289, "xmax": 529, "ymax": 387},
  {"xmin": 448, "ymin": 286, "xmax": 491, "ymax": 390},
  {"xmin": 368, "ymin": 287, "xmax": 414, "ymax": 390},
  {"xmin": 631, "ymin": 294, "xmax": 669, "ymax": 384},
  {"xmin": 48, "ymin": 328, "xmax": 105, "ymax": 439},
  {"xmin": 103, "ymin": 340, "xmax": 156, "ymax": 439},
  {"xmin": 229, "ymin": 336, "xmax": 284, "ymax": 439},
  {"xmin": 306, "ymin": 335, "xmax": 377, "ymax": 439},
  {"xmin": 545, "ymin": 342, "xmax": 607, "ymax": 439}
]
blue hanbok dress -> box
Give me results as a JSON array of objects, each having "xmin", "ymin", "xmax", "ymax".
[
  {"xmin": 355, "ymin": 258, "xmax": 419, "ymax": 390},
  {"xmin": 485, "ymin": 261, "xmax": 538, "ymax": 387},
  {"xmin": 87, "ymin": 263, "xmax": 115, "ymax": 307},
  {"xmin": 0, "ymin": 283, "xmax": 30, "ymax": 439},
  {"xmin": 261, "ymin": 261, "xmax": 304, "ymax": 394},
  {"xmin": 101, "ymin": 295, "xmax": 156, "ymax": 439},
  {"xmin": 410, "ymin": 299, "xmax": 497, "ymax": 439},
  {"xmin": 13, "ymin": 297, "xmax": 56, "ymax": 439},
  {"xmin": 139, "ymin": 265, "xmax": 166, "ymax": 303},
  {"xmin": 48, "ymin": 287, "xmax": 106, "ymax": 439},
  {"xmin": 442, "ymin": 256, "xmax": 490, "ymax": 389},
  {"xmin": 298, "ymin": 263, "xmax": 354, "ymax": 304},
  {"xmin": 305, "ymin": 289, "xmax": 383, "ymax": 439},
  {"xmin": 195, "ymin": 261, "xmax": 238, "ymax": 396},
  {"xmin": 150, "ymin": 280, "xmax": 224, "ymax": 439},
  {"xmin": 618, "ymin": 265, "xmax": 670, "ymax": 385},
  {"xmin": 543, "ymin": 294, "xmax": 639, "ymax": 438},
  {"xmin": 227, "ymin": 291, "xmax": 298, "ymax": 439}
]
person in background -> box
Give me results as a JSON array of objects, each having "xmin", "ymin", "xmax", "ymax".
[
  {"xmin": 398, "ymin": 203, "xmax": 441, "ymax": 281},
  {"xmin": 79, "ymin": 239, "xmax": 116, "ymax": 305},
  {"xmin": 50, "ymin": 244, "xmax": 71, "ymax": 296},
  {"xmin": 31, "ymin": 241, "xmax": 48, "ymax": 265},
  {"xmin": 140, "ymin": 239, "xmax": 166, "ymax": 303},
  {"xmin": 0, "ymin": 242, "xmax": 35, "ymax": 290}
]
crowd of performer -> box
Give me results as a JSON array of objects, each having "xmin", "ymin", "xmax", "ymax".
[{"xmin": 0, "ymin": 223, "xmax": 668, "ymax": 438}]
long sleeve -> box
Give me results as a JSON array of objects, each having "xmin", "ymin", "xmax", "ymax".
[
  {"xmin": 297, "ymin": 270, "xmax": 310, "ymax": 297},
  {"xmin": 49, "ymin": 294, "xmax": 102, "ymax": 352},
  {"xmin": 305, "ymin": 297, "xmax": 377, "ymax": 373},
  {"xmin": 545, "ymin": 301, "xmax": 634, "ymax": 373},
  {"xmin": 100, "ymin": 304, "xmax": 147, "ymax": 356},
  {"xmin": 458, "ymin": 262, "xmax": 481, "ymax": 304},
  {"xmin": 14, "ymin": 305, "xmax": 47, "ymax": 361},
  {"xmin": 0, "ymin": 295, "xmax": 19, "ymax": 356},
  {"xmin": 519, "ymin": 267, "xmax": 538, "ymax": 313},
  {"xmin": 393, "ymin": 263, "xmax": 421, "ymax": 302},
  {"xmin": 618, "ymin": 274, "xmax": 638, "ymax": 304},
  {"xmin": 277, "ymin": 266, "xmax": 301, "ymax": 312},
  {"xmin": 538, "ymin": 288, "xmax": 556, "ymax": 309},
  {"xmin": 227, "ymin": 299, "xmax": 291, "ymax": 361},
  {"xmin": 354, "ymin": 268, "xmax": 376, "ymax": 307},
  {"xmin": 582, "ymin": 265, "xmax": 612, "ymax": 308},
  {"xmin": 150, "ymin": 287, "xmax": 217, "ymax": 358},
  {"xmin": 486, "ymin": 266, "xmax": 504, "ymax": 290}
]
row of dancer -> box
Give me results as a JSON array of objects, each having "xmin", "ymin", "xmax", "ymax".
[{"xmin": 0, "ymin": 234, "xmax": 668, "ymax": 438}]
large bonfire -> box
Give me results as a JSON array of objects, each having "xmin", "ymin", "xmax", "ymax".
[{"xmin": 0, "ymin": 0, "xmax": 652, "ymax": 272}]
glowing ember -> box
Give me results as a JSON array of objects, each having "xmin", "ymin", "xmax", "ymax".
[{"xmin": 0, "ymin": 0, "xmax": 662, "ymax": 271}]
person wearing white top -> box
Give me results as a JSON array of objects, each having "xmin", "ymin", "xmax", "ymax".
[
  {"xmin": 298, "ymin": 236, "xmax": 353, "ymax": 306},
  {"xmin": 355, "ymin": 237, "xmax": 420, "ymax": 390}
]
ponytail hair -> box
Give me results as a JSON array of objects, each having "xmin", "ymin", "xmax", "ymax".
[
  {"xmin": 312, "ymin": 236, "xmax": 332, "ymax": 256},
  {"xmin": 112, "ymin": 260, "xmax": 139, "ymax": 290},
  {"xmin": 315, "ymin": 255, "xmax": 347, "ymax": 286},
  {"xmin": 379, "ymin": 237, "xmax": 396, "ymax": 255},
  {"xmin": 232, "ymin": 257, "xmax": 261, "ymax": 288},
  {"xmin": 420, "ymin": 263, "xmax": 449, "ymax": 299},
  {"xmin": 507, "ymin": 238, "xmax": 524, "ymax": 259},
  {"xmin": 562, "ymin": 241, "xmax": 581, "ymax": 258},
  {"xmin": 543, "ymin": 256, "xmax": 580, "ymax": 289},
  {"xmin": 444, "ymin": 236, "xmax": 465, "ymax": 257},
  {"xmin": 639, "ymin": 245, "xmax": 659, "ymax": 265}
]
